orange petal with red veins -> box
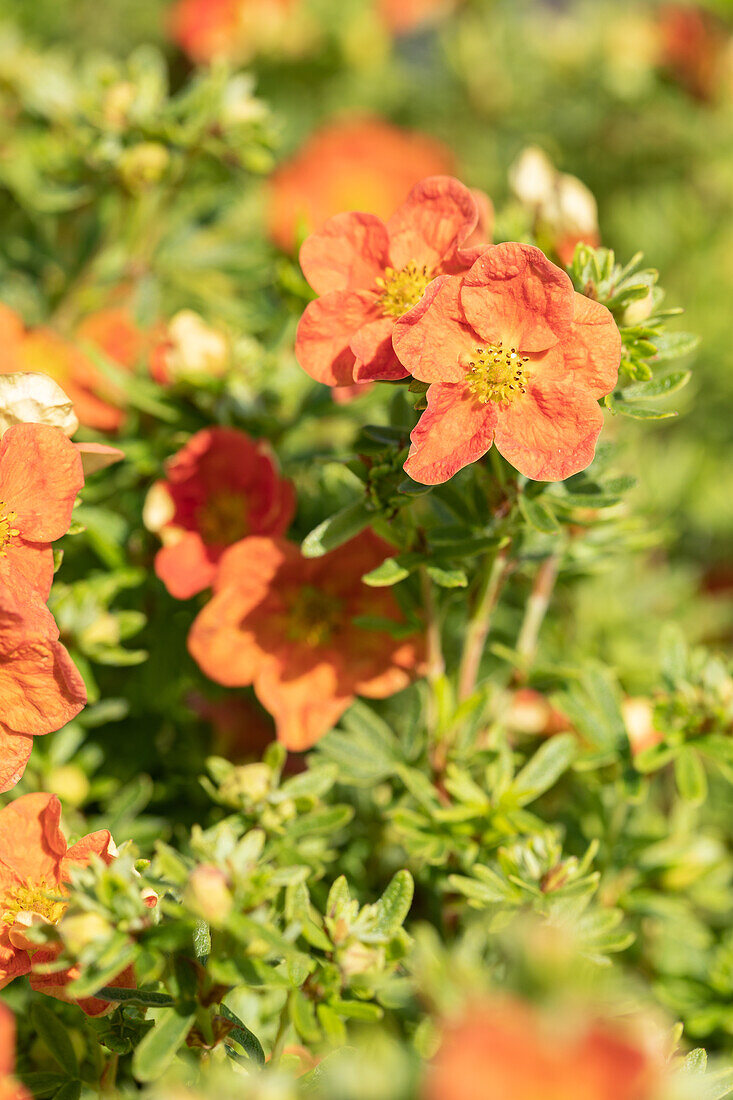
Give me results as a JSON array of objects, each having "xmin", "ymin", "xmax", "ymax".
[
  {"xmin": 0, "ymin": 542, "xmax": 54, "ymax": 601},
  {"xmin": 558, "ymin": 292, "xmax": 621, "ymax": 398},
  {"xmin": 493, "ymin": 377, "xmax": 604, "ymax": 482},
  {"xmin": 0, "ymin": 619, "xmax": 86, "ymax": 737},
  {"xmin": 155, "ymin": 532, "xmax": 217, "ymax": 600},
  {"xmin": 0, "ymin": 934, "xmax": 31, "ymax": 993},
  {"xmin": 295, "ymin": 290, "xmax": 381, "ymax": 386},
  {"xmin": 392, "ymin": 275, "xmax": 475, "ymax": 383},
  {"xmin": 404, "ymin": 383, "xmax": 497, "ymax": 485},
  {"xmin": 63, "ymin": 830, "xmax": 116, "ymax": 877},
  {"xmin": 0, "ymin": 793, "xmax": 66, "ymax": 883},
  {"xmin": 387, "ymin": 176, "xmax": 479, "ymax": 270},
  {"xmin": 254, "ymin": 660, "xmax": 352, "ymax": 751},
  {"xmin": 0, "ymin": 729, "xmax": 33, "ymax": 795},
  {"xmin": 0, "ymin": 423, "xmax": 83, "ymax": 542},
  {"xmin": 351, "ymin": 317, "xmax": 408, "ymax": 382},
  {"xmin": 299, "ymin": 211, "xmax": 389, "ymax": 295},
  {"xmin": 461, "ymin": 243, "xmax": 574, "ymax": 353}
]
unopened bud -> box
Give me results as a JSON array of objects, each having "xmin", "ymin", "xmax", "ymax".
[
  {"xmin": 184, "ymin": 865, "xmax": 233, "ymax": 926},
  {"xmin": 119, "ymin": 142, "xmax": 170, "ymax": 191},
  {"xmin": 60, "ymin": 912, "xmax": 113, "ymax": 955},
  {"xmin": 221, "ymin": 762, "xmax": 272, "ymax": 806},
  {"xmin": 47, "ymin": 765, "xmax": 90, "ymax": 807},
  {"xmin": 339, "ymin": 941, "xmax": 384, "ymax": 979}
]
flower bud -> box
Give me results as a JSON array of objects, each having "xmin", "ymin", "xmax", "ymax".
[
  {"xmin": 184, "ymin": 865, "xmax": 233, "ymax": 926},
  {"xmin": 0, "ymin": 372, "xmax": 78, "ymax": 438},
  {"xmin": 59, "ymin": 912, "xmax": 113, "ymax": 955},
  {"xmin": 46, "ymin": 764, "xmax": 90, "ymax": 807},
  {"xmin": 118, "ymin": 142, "xmax": 170, "ymax": 191},
  {"xmin": 221, "ymin": 762, "xmax": 272, "ymax": 806}
]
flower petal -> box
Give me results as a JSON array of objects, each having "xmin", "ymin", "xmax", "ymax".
[
  {"xmin": 460, "ymin": 243, "xmax": 575, "ymax": 353},
  {"xmin": 387, "ymin": 176, "xmax": 479, "ymax": 270},
  {"xmin": 155, "ymin": 533, "xmax": 217, "ymax": 600},
  {"xmin": 0, "ymin": 793, "xmax": 66, "ymax": 884},
  {"xmin": 558, "ymin": 292, "xmax": 621, "ymax": 398},
  {"xmin": 392, "ymin": 275, "xmax": 477, "ymax": 383},
  {"xmin": 0, "ymin": 542, "xmax": 55, "ymax": 601},
  {"xmin": 63, "ymin": 830, "xmax": 116, "ymax": 877},
  {"xmin": 299, "ymin": 212, "xmax": 389, "ymax": 295},
  {"xmin": 0, "ymin": 729, "xmax": 33, "ymax": 794},
  {"xmin": 493, "ymin": 377, "xmax": 604, "ymax": 481},
  {"xmin": 351, "ymin": 317, "xmax": 409, "ymax": 382},
  {"xmin": 295, "ymin": 291, "xmax": 381, "ymax": 386},
  {"xmin": 404, "ymin": 382, "xmax": 497, "ymax": 485},
  {"xmin": 254, "ymin": 660, "xmax": 352, "ymax": 751},
  {"xmin": 0, "ymin": 423, "xmax": 83, "ymax": 543}
]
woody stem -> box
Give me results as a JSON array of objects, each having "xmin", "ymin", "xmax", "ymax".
[
  {"xmin": 514, "ymin": 552, "xmax": 560, "ymax": 681},
  {"xmin": 419, "ymin": 566, "xmax": 445, "ymax": 736},
  {"xmin": 457, "ymin": 547, "xmax": 510, "ymax": 702}
]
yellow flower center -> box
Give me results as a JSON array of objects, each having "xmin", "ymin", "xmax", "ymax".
[
  {"xmin": 2, "ymin": 880, "xmax": 67, "ymax": 927},
  {"xmin": 376, "ymin": 261, "xmax": 434, "ymax": 318},
  {"xmin": 197, "ymin": 491, "xmax": 249, "ymax": 546},
  {"xmin": 287, "ymin": 585, "xmax": 343, "ymax": 647},
  {"xmin": 465, "ymin": 341, "xmax": 530, "ymax": 405},
  {"xmin": 0, "ymin": 502, "xmax": 19, "ymax": 555}
]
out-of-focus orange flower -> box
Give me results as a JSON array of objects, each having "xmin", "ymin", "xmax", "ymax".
[
  {"xmin": 188, "ymin": 531, "xmax": 425, "ymax": 750},
  {"xmin": 0, "ymin": 590, "xmax": 86, "ymax": 792},
  {"xmin": 169, "ymin": 0, "xmax": 301, "ymax": 65},
  {"xmin": 0, "ymin": 423, "xmax": 84, "ymax": 600},
  {"xmin": 425, "ymin": 998, "xmax": 663, "ymax": 1100},
  {"xmin": 6, "ymin": 307, "xmax": 144, "ymax": 433},
  {"xmin": 296, "ymin": 176, "xmax": 489, "ymax": 389},
  {"xmin": 0, "ymin": 793, "xmax": 133, "ymax": 1016},
  {"xmin": 657, "ymin": 4, "xmax": 728, "ymax": 102},
  {"xmin": 0, "ymin": 1004, "xmax": 31, "ymax": 1100},
  {"xmin": 393, "ymin": 242, "xmax": 620, "ymax": 484},
  {"xmin": 145, "ymin": 427, "xmax": 295, "ymax": 600},
  {"xmin": 509, "ymin": 147, "xmax": 600, "ymax": 267},
  {"xmin": 268, "ymin": 116, "xmax": 456, "ymax": 253},
  {"xmin": 378, "ymin": 0, "xmax": 458, "ymax": 35}
]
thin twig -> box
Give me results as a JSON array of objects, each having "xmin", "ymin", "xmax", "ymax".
[
  {"xmin": 457, "ymin": 546, "xmax": 510, "ymax": 701},
  {"xmin": 514, "ymin": 552, "xmax": 560, "ymax": 680},
  {"xmin": 419, "ymin": 565, "xmax": 445, "ymax": 737}
]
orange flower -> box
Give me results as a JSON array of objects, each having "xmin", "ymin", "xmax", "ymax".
[
  {"xmin": 378, "ymin": 0, "xmax": 458, "ymax": 35},
  {"xmin": 0, "ymin": 793, "xmax": 132, "ymax": 1016},
  {"xmin": 0, "ymin": 589, "xmax": 86, "ymax": 792},
  {"xmin": 147, "ymin": 427, "xmax": 295, "ymax": 600},
  {"xmin": 169, "ymin": 0, "xmax": 297, "ymax": 65},
  {"xmin": 657, "ymin": 4, "xmax": 727, "ymax": 102},
  {"xmin": 0, "ymin": 423, "xmax": 84, "ymax": 600},
  {"xmin": 296, "ymin": 176, "xmax": 489, "ymax": 388},
  {"xmin": 393, "ymin": 242, "xmax": 620, "ymax": 484},
  {"xmin": 76, "ymin": 307, "xmax": 146, "ymax": 372},
  {"xmin": 0, "ymin": 1004, "xmax": 31, "ymax": 1100},
  {"xmin": 267, "ymin": 116, "xmax": 455, "ymax": 253},
  {"xmin": 188, "ymin": 531, "xmax": 424, "ymax": 750},
  {"xmin": 425, "ymin": 998, "xmax": 662, "ymax": 1100}
]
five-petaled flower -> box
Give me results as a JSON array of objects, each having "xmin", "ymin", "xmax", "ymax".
[
  {"xmin": 296, "ymin": 176, "xmax": 490, "ymax": 391},
  {"xmin": 146, "ymin": 427, "xmax": 295, "ymax": 600},
  {"xmin": 0, "ymin": 792, "xmax": 133, "ymax": 1016},
  {"xmin": 0, "ymin": 589, "xmax": 87, "ymax": 791},
  {"xmin": 0, "ymin": 423, "xmax": 84, "ymax": 600},
  {"xmin": 426, "ymin": 998, "xmax": 662, "ymax": 1100},
  {"xmin": 393, "ymin": 242, "xmax": 620, "ymax": 484},
  {"xmin": 187, "ymin": 531, "xmax": 424, "ymax": 750}
]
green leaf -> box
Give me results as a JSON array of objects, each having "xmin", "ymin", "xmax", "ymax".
[
  {"xmin": 302, "ymin": 501, "xmax": 373, "ymax": 557},
  {"xmin": 98, "ymin": 987, "xmax": 176, "ymax": 1007},
  {"xmin": 329, "ymin": 999, "xmax": 384, "ymax": 1020},
  {"xmin": 219, "ymin": 1005, "xmax": 265, "ymax": 1065},
  {"xmin": 519, "ymin": 495, "xmax": 560, "ymax": 534},
  {"xmin": 131, "ymin": 1008, "xmax": 196, "ymax": 1083},
  {"xmin": 612, "ymin": 401, "xmax": 678, "ymax": 420},
  {"xmin": 622, "ymin": 371, "xmax": 691, "ymax": 399},
  {"xmin": 425, "ymin": 564, "xmax": 468, "ymax": 588},
  {"xmin": 52, "ymin": 1083, "xmax": 81, "ymax": 1100},
  {"xmin": 651, "ymin": 331, "xmax": 700, "ymax": 362},
  {"xmin": 372, "ymin": 870, "xmax": 414, "ymax": 937},
  {"xmin": 17, "ymin": 1073, "xmax": 67, "ymax": 1099},
  {"xmin": 675, "ymin": 747, "xmax": 708, "ymax": 805},
  {"xmin": 31, "ymin": 1003, "xmax": 79, "ymax": 1077},
  {"xmin": 362, "ymin": 557, "xmax": 411, "ymax": 587},
  {"xmin": 511, "ymin": 734, "xmax": 577, "ymax": 805}
]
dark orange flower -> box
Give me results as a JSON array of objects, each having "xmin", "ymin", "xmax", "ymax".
[
  {"xmin": 393, "ymin": 242, "xmax": 620, "ymax": 484},
  {"xmin": 169, "ymin": 0, "xmax": 297, "ymax": 65},
  {"xmin": 16, "ymin": 333, "xmax": 117, "ymax": 434},
  {"xmin": 0, "ymin": 1004, "xmax": 31, "ymax": 1100},
  {"xmin": 76, "ymin": 307, "xmax": 146, "ymax": 372},
  {"xmin": 268, "ymin": 116, "xmax": 455, "ymax": 254},
  {"xmin": 0, "ymin": 793, "xmax": 132, "ymax": 1016},
  {"xmin": 378, "ymin": 0, "xmax": 458, "ymax": 35},
  {"xmin": 426, "ymin": 998, "xmax": 662, "ymax": 1100},
  {"xmin": 188, "ymin": 531, "xmax": 424, "ymax": 750},
  {"xmin": 296, "ymin": 176, "xmax": 489, "ymax": 388},
  {"xmin": 0, "ymin": 423, "xmax": 84, "ymax": 600},
  {"xmin": 658, "ymin": 4, "xmax": 727, "ymax": 102},
  {"xmin": 147, "ymin": 427, "xmax": 295, "ymax": 600},
  {"xmin": 0, "ymin": 590, "xmax": 86, "ymax": 792},
  {"xmin": 190, "ymin": 693, "xmax": 275, "ymax": 761}
]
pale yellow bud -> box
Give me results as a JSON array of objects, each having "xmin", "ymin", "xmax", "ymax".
[{"xmin": 184, "ymin": 865, "xmax": 233, "ymax": 926}]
